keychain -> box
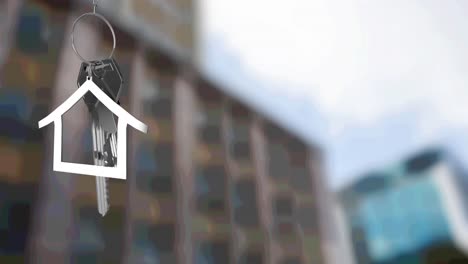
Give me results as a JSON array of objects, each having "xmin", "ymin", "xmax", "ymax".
[
  {"xmin": 72, "ymin": 0, "xmax": 121, "ymax": 216},
  {"xmin": 38, "ymin": 0, "xmax": 147, "ymax": 217}
]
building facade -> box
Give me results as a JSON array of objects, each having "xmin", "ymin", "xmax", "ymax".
[
  {"xmin": 337, "ymin": 148, "xmax": 468, "ymax": 264},
  {"xmin": 0, "ymin": 0, "xmax": 332, "ymax": 263}
]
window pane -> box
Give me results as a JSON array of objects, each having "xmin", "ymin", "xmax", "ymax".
[
  {"xmin": 133, "ymin": 222, "xmax": 176, "ymax": 264},
  {"xmin": 195, "ymin": 240, "xmax": 230, "ymax": 264},
  {"xmin": 233, "ymin": 180, "xmax": 259, "ymax": 227},
  {"xmin": 238, "ymin": 251, "xmax": 263, "ymax": 264},
  {"xmin": 268, "ymin": 142, "xmax": 290, "ymax": 180},
  {"xmin": 196, "ymin": 166, "xmax": 226, "ymax": 213},
  {"xmin": 404, "ymin": 149, "xmax": 442, "ymax": 175},
  {"xmin": 274, "ymin": 197, "xmax": 293, "ymax": 217}
]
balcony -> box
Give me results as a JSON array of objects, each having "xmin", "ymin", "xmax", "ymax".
[
  {"xmin": 234, "ymin": 227, "xmax": 265, "ymax": 250},
  {"xmin": 192, "ymin": 213, "xmax": 231, "ymax": 238},
  {"xmin": 131, "ymin": 191, "xmax": 176, "ymax": 223},
  {"xmin": 195, "ymin": 142, "xmax": 224, "ymax": 166}
]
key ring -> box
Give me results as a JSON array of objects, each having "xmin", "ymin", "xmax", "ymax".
[{"xmin": 70, "ymin": 0, "xmax": 116, "ymax": 63}]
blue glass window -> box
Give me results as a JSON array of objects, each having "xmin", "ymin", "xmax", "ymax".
[
  {"xmin": 136, "ymin": 143, "xmax": 158, "ymax": 174},
  {"xmin": 133, "ymin": 222, "xmax": 175, "ymax": 263},
  {"xmin": 359, "ymin": 177, "xmax": 451, "ymax": 262},
  {"xmin": 0, "ymin": 92, "xmax": 30, "ymax": 121},
  {"xmin": 16, "ymin": 8, "xmax": 48, "ymax": 54},
  {"xmin": 196, "ymin": 166, "xmax": 226, "ymax": 213},
  {"xmin": 195, "ymin": 241, "xmax": 229, "ymax": 264},
  {"xmin": 268, "ymin": 142, "xmax": 290, "ymax": 180},
  {"xmin": 233, "ymin": 180, "xmax": 259, "ymax": 227}
]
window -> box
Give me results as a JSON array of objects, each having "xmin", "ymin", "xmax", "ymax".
[
  {"xmin": 233, "ymin": 180, "xmax": 259, "ymax": 227},
  {"xmin": 290, "ymin": 167, "xmax": 311, "ymax": 192},
  {"xmin": 4, "ymin": 201, "xmax": 31, "ymax": 254},
  {"xmin": 350, "ymin": 226, "xmax": 372, "ymax": 263},
  {"xmin": 0, "ymin": 91, "xmax": 30, "ymax": 121},
  {"xmin": 0, "ymin": 91, "xmax": 43, "ymax": 140},
  {"xmin": 0, "ymin": 116, "xmax": 37, "ymax": 142},
  {"xmin": 101, "ymin": 209, "xmax": 126, "ymax": 262},
  {"xmin": 196, "ymin": 166, "xmax": 226, "ymax": 214},
  {"xmin": 280, "ymin": 257, "xmax": 301, "ymax": 264},
  {"xmin": 0, "ymin": 2, "xmax": 6, "ymax": 33},
  {"xmin": 197, "ymin": 104, "xmax": 222, "ymax": 147},
  {"xmin": 268, "ymin": 142, "xmax": 290, "ymax": 180},
  {"xmin": 405, "ymin": 150, "xmax": 442, "ymax": 175},
  {"xmin": 137, "ymin": 172, "xmax": 173, "ymax": 194},
  {"xmin": 145, "ymin": 97, "xmax": 173, "ymax": 118},
  {"xmin": 201, "ymin": 125, "xmax": 222, "ymax": 144},
  {"xmin": 231, "ymin": 141, "xmax": 251, "ymax": 160},
  {"xmin": 72, "ymin": 204, "xmax": 126, "ymax": 263},
  {"xmin": 16, "ymin": 8, "xmax": 48, "ymax": 54},
  {"xmin": 228, "ymin": 116, "xmax": 251, "ymax": 162},
  {"xmin": 136, "ymin": 143, "xmax": 158, "ymax": 174},
  {"xmin": 274, "ymin": 196, "xmax": 294, "ymax": 218},
  {"xmin": 230, "ymin": 122, "xmax": 250, "ymax": 143},
  {"xmin": 0, "ymin": 184, "xmax": 35, "ymax": 255},
  {"xmin": 273, "ymin": 196, "xmax": 295, "ymax": 234},
  {"xmin": 154, "ymin": 224, "xmax": 175, "ymax": 251},
  {"xmin": 136, "ymin": 142, "xmax": 174, "ymax": 194},
  {"xmin": 133, "ymin": 222, "xmax": 176, "ymax": 264},
  {"xmin": 141, "ymin": 69, "xmax": 173, "ymax": 119},
  {"xmin": 265, "ymin": 123, "xmax": 283, "ymax": 141},
  {"xmin": 71, "ymin": 208, "xmax": 104, "ymax": 263},
  {"xmin": 238, "ymin": 251, "xmax": 264, "ymax": 264},
  {"xmin": 352, "ymin": 173, "xmax": 388, "ymax": 194},
  {"xmin": 195, "ymin": 240, "xmax": 230, "ymax": 264},
  {"xmin": 296, "ymin": 204, "xmax": 318, "ymax": 231}
]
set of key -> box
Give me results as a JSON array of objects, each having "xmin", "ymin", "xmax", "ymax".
[{"xmin": 77, "ymin": 58, "xmax": 123, "ymax": 216}]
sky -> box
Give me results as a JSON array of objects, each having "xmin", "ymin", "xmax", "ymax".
[{"xmin": 198, "ymin": 0, "xmax": 468, "ymax": 189}]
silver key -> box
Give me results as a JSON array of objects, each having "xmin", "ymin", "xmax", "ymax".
[{"xmin": 92, "ymin": 118, "xmax": 110, "ymax": 216}]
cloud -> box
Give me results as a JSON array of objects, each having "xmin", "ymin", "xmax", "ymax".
[
  {"xmin": 200, "ymin": 0, "xmax": 468, "ymax": 186},
  {"xmin": 201, "ymin": 0, "xmax": 468, "ymax": 131}
]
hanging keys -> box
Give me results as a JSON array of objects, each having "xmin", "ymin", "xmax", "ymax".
[
  {"xmin": 67, "ymin": 0, "xmax": 134, "ymax": 217},
  {"xmin": 78, "ymin": 58, "xmax": 123, "ymax": 217},
  {"xmin": 78, "ymin": 58, "xmax": 122, "ymax": 161}
]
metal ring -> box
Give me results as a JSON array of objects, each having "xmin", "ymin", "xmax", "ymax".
[{"xmin": 71, "ymin": 12, "xmax": 116, "ymax": 63}]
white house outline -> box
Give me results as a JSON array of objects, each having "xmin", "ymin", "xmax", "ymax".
[{"xmin": 38, "ymin": 78, "xmax": 148, "ymax": 180}]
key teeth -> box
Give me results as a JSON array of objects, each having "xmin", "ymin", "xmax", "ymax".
[
  {"xmin": 99, "ymin": 208, "xmax": 108, "ymax": 217},
  {"xmin": 99, "ymin": 199, "xmax": 109, "ymax": 217}
]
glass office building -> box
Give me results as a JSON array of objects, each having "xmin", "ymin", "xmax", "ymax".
[{"xmin": 339, "ymin": 149, "xmax": 468, "ymax": 264}]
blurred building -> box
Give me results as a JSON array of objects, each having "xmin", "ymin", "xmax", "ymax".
[
  {"xmin": 0, "ymin": 0, "xmax": 334, "ymax": 263},
  {"xmin": 337, "ymin": 148, "xmax": 468, "ymax": 264}
]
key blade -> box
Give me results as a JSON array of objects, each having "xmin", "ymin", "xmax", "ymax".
[
  {"xmin": 97, "ymin": 177, "xmax": 109, "ymax": 216},
  {"xmin": 96, "ymin": 175, "xmax": 109, "ymax": 216},
  {"xmin": 94, "ymin": 123, "xmax": 110, "ymax": 217}
]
